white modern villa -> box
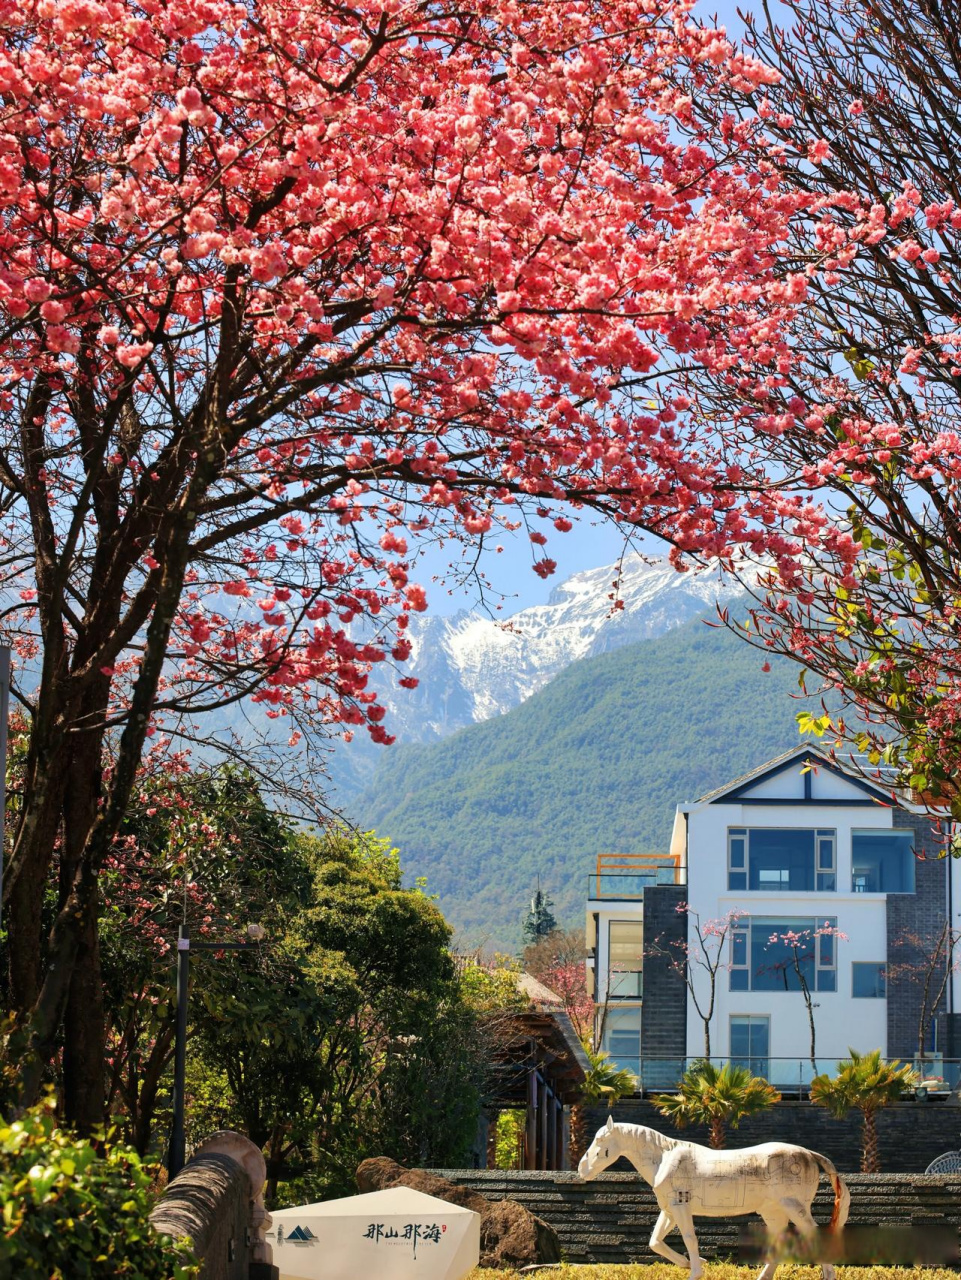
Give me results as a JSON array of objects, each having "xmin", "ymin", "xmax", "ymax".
[{"xmin": 586, "ymin": 745, "xmax": 961, "ymax": 1092}]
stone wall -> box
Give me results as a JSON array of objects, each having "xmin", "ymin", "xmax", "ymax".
[
  {"xmin": 150, "ymin": 1132, "xmax": 277, "ymax": 1280},
  {"xmin": 151, "ymin": 1154, "xmax": 251, "ymax": 1280},
  {"xmin": 429, "ymin": 1167, "xmax": 961, "ymax": 1266},
  {"xmin": 581, "ymin": 1098, "xmax": 961, "ymax": 1174}
]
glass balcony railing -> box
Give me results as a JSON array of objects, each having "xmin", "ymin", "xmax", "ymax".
[
  {"xmin": 587, "ymin": 869, "xmax": 681, "ymax": 898},
  {"xmin": 595, "ymin": 1055, "xmax": 961, "ymax": 1098},
  {"xmin": 606, "ymin": 971, "xmax": 643, "ymax": 998}
]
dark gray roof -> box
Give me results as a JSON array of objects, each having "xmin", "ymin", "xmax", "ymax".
[
  {"xmin": 694, "ymin": 743, "xmax": 896, "ymax": 805},
  {"xmin": 695, "ymin": 745, "xmax": 825, "ymax": 803}
]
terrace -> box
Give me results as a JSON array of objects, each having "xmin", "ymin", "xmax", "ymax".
[{"xmin": 586, "ymin": 851, "xmax": 685, "ymax": 901}]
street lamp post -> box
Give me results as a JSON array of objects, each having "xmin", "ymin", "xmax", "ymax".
[{"xmin": 168, "ymin": 921, "xmax": 266, "ymax": 1179}]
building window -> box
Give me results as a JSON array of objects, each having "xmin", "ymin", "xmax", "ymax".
[
  {"xmin": 728, "ymin": 828, "xmax": 836, "ymax": 892},
  {"xmin": 851, "ymin": 830, "xmax": 915, "ymax": 893},
  {"xmin": 816, "ymin": 832, "xmax": 837, "ymax": 891},
  {"xmin": 730, "ymin": 924, "xmax": 749, "ymax": 991},
  {"xmin": 730, "ymin": 1015, "xmax": 770, "ymax": 1078},
  {"xmin": 728, "ymin": 829, "xmax": 747, "ymax": 891},
  {"xmin": 730, "ymin": 916, "xmax": 838, "ymax": 992},
  {"xmin": 852, "ymin": 962, "xmax": 886, "ymax": 998},
  {"xmin": 608, "ymin": 921, "xmax": 643, "ymax": 999},
  {"xmin": 603, "ymin": 1005, "xmax": 641, "ymax": 1076}
]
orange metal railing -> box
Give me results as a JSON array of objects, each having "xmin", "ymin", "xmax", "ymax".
[
  {"xmin": 588, "ymin": 851, "xmax": 684, "ymax": 899},
  {"xmin": 595, "ymin": 851, "xmax": 682, "ymax": 880}
]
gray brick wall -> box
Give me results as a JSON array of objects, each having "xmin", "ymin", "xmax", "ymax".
[
  {"xmin": 886, "ymin": 808, "xmax": 949, "ymax": 1060},
  {"xmin": 641, "ymin": 885, "xmax": 687, "ymax": 1088},
  {"xmin": 938, "ymin": 1013, "xmax": 961, "ymax": 1059},
  {"xmin": 428, "ymin": 1167, "xmax": 961, "ymax": 1266}
]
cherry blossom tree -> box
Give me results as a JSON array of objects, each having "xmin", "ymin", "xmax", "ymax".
[
  {"xmin": 651, "ymin": 904, "xmax": 744, "ymax": 1059},
  {"xmin": 887, "ymin": 921, "xmax": 961, "ymax": 1064},
  {"xmin": 763, "ymin": 923, "xmax": 846, "ymax": 1072},
  {"xmin": 521, "ymin": 927, "xmax": 592, "ymax": 1041},
  {"xmin": 544, "ymin": 963, "xmax": 594, "ymax": 1043},
  {"xmin": 0, "ymin": 0, "xmax": 814, "ymax": 1122},
  {"xmin": 674, "ymin": 0, "xmax": 961, "ymax": 811}
]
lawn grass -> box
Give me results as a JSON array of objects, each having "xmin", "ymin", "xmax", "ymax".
[{"xmin": 466, "ymin": 1267, "xmax": 959, "ymax": 1280}]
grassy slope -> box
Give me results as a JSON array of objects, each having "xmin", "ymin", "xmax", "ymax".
[{"xmin": 354, "ymin": 619, "xmax": 817, "ymax": 950}]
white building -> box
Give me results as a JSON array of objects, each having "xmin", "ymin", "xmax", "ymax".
[{"xmin": 587, "ymin": 746, "xmax": 961, "ymax": 1092}]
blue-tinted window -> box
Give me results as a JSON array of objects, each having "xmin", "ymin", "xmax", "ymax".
[
  {"xmin": 731, "ymin": 1015, "xmax": 769, "ymax": 1077},
  {"xmin": 728, "ymin": 828, "xmax": 836, "ymax": 892},
  {"xmin": 853, "ymin": 962, "xmax": 886, "ymax": 998},
  {"xmin": 604, "ymin": 1006, "xmax": 641, "ymax": 1076},
  {"xmin": 851, "ymin": 830, "xmax": 915, "ymax": 893},
  {"xmin": 816, "ymin": 832, "xmax": 837, "ymax": 891},
  {"xmin": 752, "ymin": 919, "xmax": 815, "ymax": 990},
  {"xmin": 745, "ymin": 916, "xmax": 838, "ymax": 992},
  {"xmin": 748, "ymin": 829, "xmax": 814, "ymax": 892},
  {"xmin": 728, "ymin": 830, "xmax": 746, "ymax": 890},
  {"xmin": 608, "ymin": 922, "xmax": 643, "ymax": 999},
  {"xmin": 731, "ymin": 917, "xmax": 838, "ymax": 992}
]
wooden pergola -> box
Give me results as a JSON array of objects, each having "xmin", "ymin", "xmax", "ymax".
[{"xmin": 484, "ymin": 1007, "xmax": 589, "ymax": 1171}]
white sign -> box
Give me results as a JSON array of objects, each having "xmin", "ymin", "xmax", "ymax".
[{"xmin": 269, "ymin": 1185, "xmax": 480, "ymax": 1280}]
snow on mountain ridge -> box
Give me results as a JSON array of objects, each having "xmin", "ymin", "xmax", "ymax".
[{"xmin": 385, "ymin": 558, "xmax": 744, "ymax": 740}]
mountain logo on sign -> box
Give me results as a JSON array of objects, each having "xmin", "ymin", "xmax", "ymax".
[{"xmin": 281, "ymin": 1225, "xmax": 316, "ymax": 1246}]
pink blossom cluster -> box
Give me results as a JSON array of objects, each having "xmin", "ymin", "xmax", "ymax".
[{"xmin": 0, "ymin": 0, "xmax": 851, "ymax": 750}]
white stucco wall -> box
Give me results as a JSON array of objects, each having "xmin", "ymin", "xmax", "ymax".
[{"xmin": 685, "ymin": 795, "xmax": 893, "ymax": 1076}]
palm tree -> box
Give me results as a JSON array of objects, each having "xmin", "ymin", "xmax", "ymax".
[
  {"xmin": 569, "ymin": 1044, "xmax": 636, "ymax": 1164},
  {"xmin": 654, "ymin": 1061, "xmax": 780, "ymax": 1149},
  {"xmin": 809, "ymin": 1048, "xmax": 917, "ymax": 1173}
]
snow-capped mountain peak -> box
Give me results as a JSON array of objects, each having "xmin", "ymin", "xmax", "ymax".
[{"xmin": 385, "ymin": 558, "xmax": 743, "ymax": 739}]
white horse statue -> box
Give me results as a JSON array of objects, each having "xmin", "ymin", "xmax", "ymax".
[{"xmin": 578, "ymin": 1118, "xmax": 850, "ymax": 1280}]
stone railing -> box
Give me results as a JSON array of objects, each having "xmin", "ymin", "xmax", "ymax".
[
  {"xmin": 150, "ymin": 1132, "xmax": 277, "ymax": 1280},
  {"xmin": 430, "ymin": 1168, "xmax": 961, "ymax": 1266}
]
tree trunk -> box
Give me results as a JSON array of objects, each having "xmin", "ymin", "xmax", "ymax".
[
  {"xmin": 5, "ymin": 824, "xmax": 54, "ymax": 1014},
  {"xmin": 569, "ymin": 1104, "xmax": 589, "ymax": 1165},
  {"xmin": 265, "ymin": 1126, "xmax": 285, "ymax": 1205},
  {"xmin": 5, "ymin": 740, "xmax": 68, "ymax": 1014},
  {"xmin": 61, "ymin": 693, "xmax": 111, "ymax": 1134},
  {"xmin": 62, "ymin": 908, "xmax": 106, "ymax": 1133},
  {"xmin": 796, "ymin": 963, "xmax": 817, "ymax": 1072},
  {"xmin": 131, "ymin": 1020, "xmax": 176, "ymax": 1156},
  {"xmin": 806, "ymin": 995, "xmax": 817, "ymax": 1073},
  {"xmin": 486, "ymin": 1111, "xmax": 500, "ymax": 1168},
  {"xmin": 709, "ymin": 1115, "xmax": 725, "ymax": 1149},
  {"xmin": 861, "ymin": 1108, "xmax": 880, "ymax": 1173},
  {"xmin": 703, "ymin": 1021, "xmax": 711, "ymax": 1059},
  {"xmin": 16, "ymin": 486, "xmax": 205, "ymax": 1109}
]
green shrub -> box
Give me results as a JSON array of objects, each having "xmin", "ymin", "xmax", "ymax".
[{"xmin": 0, "ymin": 1097, "xmax": 196, "ymax": 1278}]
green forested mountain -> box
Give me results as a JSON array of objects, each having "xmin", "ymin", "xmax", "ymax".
[{"xmin": 352, "ymin": 618, "xmax": 817, "ymax": 950}]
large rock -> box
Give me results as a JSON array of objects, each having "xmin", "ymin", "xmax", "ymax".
[{"xmin": 356, "ymin": 1158, "xmax": 562, "ymax": 1269}]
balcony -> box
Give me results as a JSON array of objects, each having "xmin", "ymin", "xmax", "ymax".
[
  {"xmin": 595, "ymin": 1055, "xmax": 961, "ymax": 1098},
  {"xmin": 587, "ymin": 852, "xmax": 684, "ymax": 901}
]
